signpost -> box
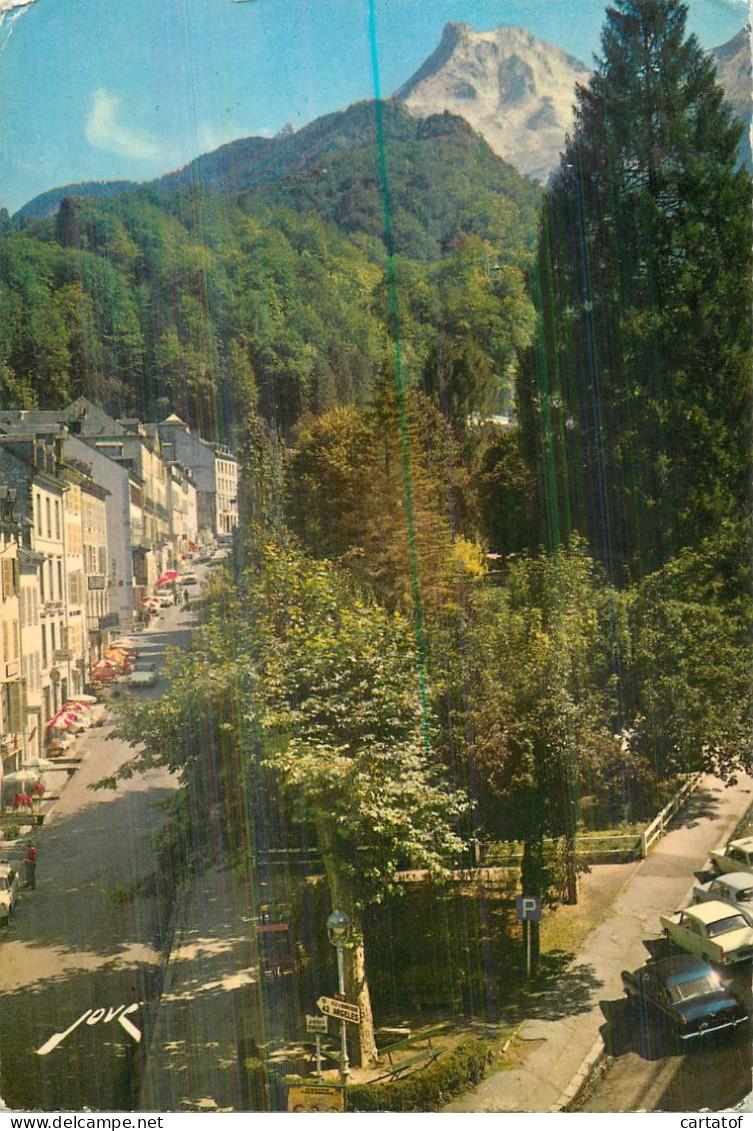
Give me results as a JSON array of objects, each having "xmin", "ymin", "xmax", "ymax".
[
  {"xmin": 305, "ymin": 1013, "xmax": 328, "ymax": 1077},
  {"xmin": 316, "ymin": 996, "xmax": 361, "ymax": 1026},
  {"xmin": 516, "ymin": 895, "xmax": 542, "ymax": 979}
]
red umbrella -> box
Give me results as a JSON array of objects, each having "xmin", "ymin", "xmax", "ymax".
[
  {"xmin": 156, "ymin": 571, "xmax": 179, "ymax": 586},
  {"xmin": 48, "ymin": 711, "xmax": 82, "ymax": 729}
]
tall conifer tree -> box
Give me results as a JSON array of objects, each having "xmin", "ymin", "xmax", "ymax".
[{"xmin": 518, "ymin": 0, "xmax": 751, "ymax": 580}]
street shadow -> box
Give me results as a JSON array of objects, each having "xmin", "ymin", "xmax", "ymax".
[
  {"xmin": 643, "ymin": 936, "xmax": 669, "ymax": 961},
  {"xmin": 667, "ymin": 786, "xmax": 723, "ymax": 832},
  {"xmin": 599, "ymin": 995, "xmax": 680, "ymax": 1062},
  {"xmin": 655, "ymin": 1022, "xmax": 752, "ymax": 1111},
  {"xmin": 499, "ymin": 952, "xmax": 603, "ymax": 1023},
  {"xmin": 138, "ymin": 866, "xmax": 302, "ymax": 1113},
  {"xmin": 0, "ymin": 946, "xmax": 152, "ymax": 1111},
  {"xmin": 1, "ymin": 780, "xmax": 176, "ymax": 963}
]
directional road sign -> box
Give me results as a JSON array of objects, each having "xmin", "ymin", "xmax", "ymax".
[{"xmin": 316, "ymin": 996, "xmax": 361, "ymax": 1025}]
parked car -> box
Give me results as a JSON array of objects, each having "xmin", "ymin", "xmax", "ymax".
[
  {"xmin": 157, "ymin": 591, "xmax": 176, "ymax": 607},
  {"xmin": 661, "ymin": 900, "xmax": 753, "ymax": 966},
  {"xmin": 0, "ymin": 862, "xmax": 19, "ymax": 924},
  {"xmin": 621, "ymin": 954, "xmax": 748, "ymax": 1040},
  {"xmin": 709, "ymin": 837, "xmax": 753, "ymax": 876},
  {"xmin": 180, "ymin": 573, "xmax": 198, "ymax": 586},
  {"xmin": 128, "ymin": 669, "xmax": 159, "ymax": 689},
  {"xmin": 693, "ymin": 873, "xmax": 753, "ymax": 917}
]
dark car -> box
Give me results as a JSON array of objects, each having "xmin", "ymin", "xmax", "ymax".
[{"xmin": 621, "ymin": 954, "xmax": 748, "ymax": 1040}]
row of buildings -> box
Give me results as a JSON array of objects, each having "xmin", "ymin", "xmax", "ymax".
[{"xmin": 0, "ymin": 398, "xmax": 238, "ymax": 778}]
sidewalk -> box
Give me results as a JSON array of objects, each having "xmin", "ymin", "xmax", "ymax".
[
  {"xmin": 444, "ymin": 773, "xmax": 753, "ymax": 1112},
  {"xmin": 138, "ymin": 865, "xmax": 262, "ymax": 1113}
]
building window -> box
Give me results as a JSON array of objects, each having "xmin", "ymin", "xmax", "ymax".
[
  {"xmin": 46, "ymin": 498, "xmax": 51, "ymax": 539},
  {"xmin": 55, "ymin": 500, "xmax": 61, "ymax": 540}
]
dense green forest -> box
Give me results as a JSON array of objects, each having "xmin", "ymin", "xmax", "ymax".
[{"xmin": 0, "ymin": 102, "xmax": 540, "ymax": 438}]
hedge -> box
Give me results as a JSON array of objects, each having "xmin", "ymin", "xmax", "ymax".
[{"xmin": 347, "ymin": 1038, "xmax": 492, "ymax": 1112}]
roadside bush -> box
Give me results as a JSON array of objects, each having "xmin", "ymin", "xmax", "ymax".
[
  {"xmin": 347, "ymin": 1038, "xmax": 492, "ymax": 1112},
  {"xmin": 0, "ymin": 816, "xmax": 32, "ymax": 841}
]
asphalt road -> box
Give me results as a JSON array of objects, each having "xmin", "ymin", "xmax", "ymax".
[{"xmin": 0, "ymin": 599, "xmax": 197, "ymax": 1111}]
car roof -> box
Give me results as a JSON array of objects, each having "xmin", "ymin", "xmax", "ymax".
[
  {"xmin": 711, "ymin": 873, "xmax": 753, "ymax": 893},
  {"xmin": 729, "ymin": 837, "xmax": 753, "ymax": 852},
  {"xmin": 649, "ymin": 954, "xmax": 713, "ymax": 983},
  {"xmin": 683, "ymin": 900, "xmax": 750, "ymax": 924}
]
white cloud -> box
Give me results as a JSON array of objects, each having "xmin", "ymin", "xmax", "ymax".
[{"xmin": 85, "ymin": 89, "xmax": 162, "ymax": 161}]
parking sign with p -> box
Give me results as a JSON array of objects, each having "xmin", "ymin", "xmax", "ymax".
[{"xmin": 516, "ymin": 895, "xmax": 542, "ymax": 922}]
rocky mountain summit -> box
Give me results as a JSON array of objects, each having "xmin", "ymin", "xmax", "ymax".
[{"xmin": 396, "ymin": 22, "xmax": 591, "ymax": 184}]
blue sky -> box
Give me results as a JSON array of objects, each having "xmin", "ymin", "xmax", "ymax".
[{"xmin": 0, "ymin": 0, "xmax": 747, "ymax": 213}]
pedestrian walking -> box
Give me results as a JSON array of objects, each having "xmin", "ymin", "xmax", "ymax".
[
  {"xmin": 183, "ymin": 588, "xmax": 189, "ymax": 608},
  {"xmin": 24, "ymin": 842, "xmax": 37, "ymax": 890}
]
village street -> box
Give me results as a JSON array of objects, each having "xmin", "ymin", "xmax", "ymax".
[{"xmin": 0, "ymin": 604, "xmax": 190, "ymax": 1111}]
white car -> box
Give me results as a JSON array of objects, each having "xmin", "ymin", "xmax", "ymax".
[
  {"xmin": 0, "ymin": 862, "xmax": 19, "ymax": 924},
  {"xmin": 709, "ymin": 837, "xmax": 753, "ymax": 876},
  {"xmin": 128, "ymin": 669, "xmax": 159, "ymax": 689},
  {"xmin": 157, "ymin": 591, "xmax": 176, "ymax": 607},
  {"xmin": 180, "ymin": 573, "xmax": 198, "ymax": 587},
  {"xmin": 693, "ymin": 872, "xmax": 753, "ymax": 917},
  {"xmin": 661, "ymin": 900, "xmax": 753, "ymax": 966}
]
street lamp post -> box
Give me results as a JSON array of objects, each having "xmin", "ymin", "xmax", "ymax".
[{"xmin": 326, "ymin": 909, "xmax": 351, "ymax": 1085}]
